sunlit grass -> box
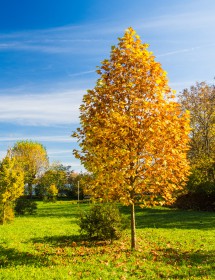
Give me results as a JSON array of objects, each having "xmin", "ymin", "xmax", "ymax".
[{"xmin": 0, "ymin": 201, "xmax": 215, "ymax": 279}]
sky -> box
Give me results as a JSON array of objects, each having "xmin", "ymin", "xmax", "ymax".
[{"xmin": 0, "ymin": 0, "xmax": 214, "ymax": 172}]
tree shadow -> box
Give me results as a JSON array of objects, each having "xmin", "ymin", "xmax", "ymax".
[
  {"xmin": 119, "ymin": 206, "xmax": 215, "ymax": 230},
  {"xmin": 0, "ymin": 245, "xmax": 52, "ymax": 268},
  {"xmin": 31, "ymin": 234, "xmax": 82, "ymax": 246},
  {"xmin": 30, "ymin": 234, "xmax": 111, "ymax": 248},
  {"xmin": 154, "ymin": 247, "xmax": 215, "ymax": 279}
]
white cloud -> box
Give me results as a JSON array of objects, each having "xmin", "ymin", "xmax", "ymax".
[
  {"xmin": 0, "ymin": 136, "xmax": 76, "ymax": 143},
  {"xmin": 0, "ymin": 90, "xmax": 83, "ymax": 126},
  {"xmin": 47, "ymin": 149, "xmax": 74, "ymax": 155},
  {"xmin": 68, "ymin": 70, "xmax": 95, "ymax": 77},
  {"xmin": 0, "ymin": 23, "xmax": 112, "ymax": 54}
]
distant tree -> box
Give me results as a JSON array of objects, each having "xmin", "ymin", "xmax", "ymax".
[
  {"xmin": 179, "ymin": 82, "xmax": 215, "ymax": 189},
  {"xmin": 46, "ymin": 184, "xmax": 58, "ymax": 202},
  {"xmin": 67, "ymin": 172, "xmax": 91, "ymax": 200},
  {"xmin": 0, "ymin": 152, "xmax": 24, "ymax": 224},
  {"xmin": 11, "ymin": 141, "xmax": 49, "ymax": 196},
  {"xmin": 73, "ymin": 28, "xmax": 190, "ymax": 249},
  {"xmin": 36, "ymin": 162, "xmax": 68, "ymax": 198}
]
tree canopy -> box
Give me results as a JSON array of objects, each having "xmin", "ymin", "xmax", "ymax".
[
  {"xmin": 11, "ymin": 140, "xmax": 49, "ymax": 196},
  {"xmin": 73, "ymin": 27, "xmax": 190, "ymax": 249}
]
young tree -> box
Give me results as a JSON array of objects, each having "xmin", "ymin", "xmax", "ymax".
[
  {"xmin": 11, "ymin": 141, "xmax": 49, "ymax": 196},
  {"xmin": 73, "ymin": 28, "xmax": 190, "ymax": 249},
  {"xmin": 46, "ymin": 184, "xmax": 58, "ymax": 202},
  {"xmin": 0, "ymin": 153, "xmax": 24, "ymax": 224}
]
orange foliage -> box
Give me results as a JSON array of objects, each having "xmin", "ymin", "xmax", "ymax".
[{"xmin": 73, "ymin": 27, "xmax": 190, "ymax": 207}]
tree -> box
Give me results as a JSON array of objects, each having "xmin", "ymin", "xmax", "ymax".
[
  {"xmin": 0, "ymin": 152, "xmax": 24, "ymax": 224},
  {"xmin": 46, "ymin": 184, "xmax": 58, "ymax": 202},
  {"xmin": 73, "ymin": 27, "xmax": 190, "ymax": 249},
  {"xmin": 179, "ymin": 82, "xmax": 215, "ymax": 188},
  {"xmin": 36, "ymin": 168, "xmax": 66, "ymax": 199},
  {"xmin": 11, "ymin": 141, "xmax": 49, "ymax": 196}
]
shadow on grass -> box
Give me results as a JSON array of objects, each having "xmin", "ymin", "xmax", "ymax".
[
  {"xmin": 155, "ymin": 247, "xmax": 215, "ymax": 279},
  {"xmin": 0, "ymin": 245, "xmax": 52, "ymax": 268},
  {"xmin": 30, "ymin": 234, "xmax": 111, "ymax": 248},
  {"xmin": 119, "ymin": 206, "xmax": 215, "ymax": 230},
  {"xmin": 31, "ymin": 234, "xmax": 82, "ymax": 246}
]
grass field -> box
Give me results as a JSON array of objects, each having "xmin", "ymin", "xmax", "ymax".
[{"xmin": 0, "ymin": 201, "xmax": 215, "ymax": 279}]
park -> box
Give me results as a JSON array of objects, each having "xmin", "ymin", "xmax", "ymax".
[
  {"xmin": 0, "ymin": 27, "xmax": 215, "ymax": 280},
  {"xmin": 0, "ymin": 201, "xmax": 215, "ymax": 279}
]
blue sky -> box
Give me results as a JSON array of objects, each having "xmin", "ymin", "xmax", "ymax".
[{"xmin": 0, "ymin": 0, "xmax": 214, "ymax": 172}]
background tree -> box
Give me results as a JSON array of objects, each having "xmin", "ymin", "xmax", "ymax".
[
  {"xmin": 67, "ymin": 172, "xmax": 90, "ymax": 200},
  {"xmin": 176, "ymin": 81, "xmax": 215, "ymax": 210},
  {"xmin": 179, "ymin": 82, "xmax": 215, "ymax": 187},
  {"xmin": 0, "ymin": 152, "xmax": 24, "ymax": 224},
  {"xmin": 11, "ymin": 141, "xmax": 49, "ymax": 196},
  {"xmin": 46, "ymin": 184, "xmax": 58, "ymax": 202},
  {"xmin": 73, "ymin": 28, "xmax": 190, "ymax": 249},
  {"xmin": 36, "ymin": 167, "xmax": 67, "ymax": 199}
]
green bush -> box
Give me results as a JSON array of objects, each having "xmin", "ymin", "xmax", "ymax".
[
  {"xmin": 78, "ymin": 203, "xmax": 126, "ymax": 241},
  {"xmin": 15, "ymin": 198, "xmax": 37, "ymax": 215}
]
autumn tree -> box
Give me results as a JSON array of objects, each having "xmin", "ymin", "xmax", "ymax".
[
  {"xmin": 11, "ymin": 141, "xmax": 49, "ymax": 196},
  {"xmin": 0, "ymin": 152, "xmax": 24, "ymax": 224},
  {"xmin": 46, "ymin": 184, "xmax": 58, "ymax": 202},
  {"xmin": 73, "ymin": 28, "xmax": 190, "ymax": 249},
  {"xmin": 179, "ymin": 81, "xmax": 215, "ymax": 189}
]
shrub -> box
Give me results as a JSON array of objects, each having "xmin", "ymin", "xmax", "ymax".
[
  {"xmin": 15, "ymin": 198, "xmax": 37, "ymax": 215},
  {"xmin": 175, "ymin": 192, "xmax": 215, "ymax": 211},
  {"xmin": 174, "ymin": 182, "xmax": 215, "ymax": 211},
  {"xmin": 78, "ymin": 203, "xmax": 125, "ymax": 241}
]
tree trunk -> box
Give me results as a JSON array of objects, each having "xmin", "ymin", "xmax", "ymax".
[{"xmin": 130, "ymin": 202, "xmax": 136, "ymax": 250}]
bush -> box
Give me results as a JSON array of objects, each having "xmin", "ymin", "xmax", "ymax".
[
  {"xmin": 15, "ymin": 198, "xmax": 37, "ymax": 215},
  {"xmin": 175, "ymin": 192, "xmax": 215, "ymax": 211},
  {"xmin": 78, "ymin": 203, "xmax": 125, "ymax": 241}
]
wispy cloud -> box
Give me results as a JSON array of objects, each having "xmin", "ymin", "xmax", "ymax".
[
  {"xmin": 0, "ymin": 90, "xmax": 83, "ymax": 126},
  {"xmin": 139, "ymin": 10, "xmax": 215, "ymax": 31},
  {"xmin": 157, "ymin": 47, "xmax": 201, "ymax": 57},
  {"xmin": 68, "ymin": 70, "xmax": 95, "ymax": 77},
  {"xmin": 0, "ymin": 136, "xmax": 76, "ymax": 142},
  {"xmin": 48, "ymin": 149, "xmax": 73, "ymax": 155},
  {"xmin": 157, "ymin": 43, "xmax": 215, "ymax": 58},
  {"xmin": 0, "ymin": 8, "xmax": 214, "ymax": 55},
  {"xmin": 0, "ymin": 23, "xmax": 112, "ymax": 54}
]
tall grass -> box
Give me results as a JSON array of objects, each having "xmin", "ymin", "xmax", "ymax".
[{"xmin": 0, "ymin": 201, "xmax": 214, "ymax": 279}]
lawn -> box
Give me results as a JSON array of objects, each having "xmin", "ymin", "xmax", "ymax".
[{"xmin": 0, "ymin": 201, "xmax": 215, "ymax": 279}]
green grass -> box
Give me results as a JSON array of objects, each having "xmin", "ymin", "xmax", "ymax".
[{"xmin": 0, "ymin": 201, "xmax": 215, "ymax": 279}]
